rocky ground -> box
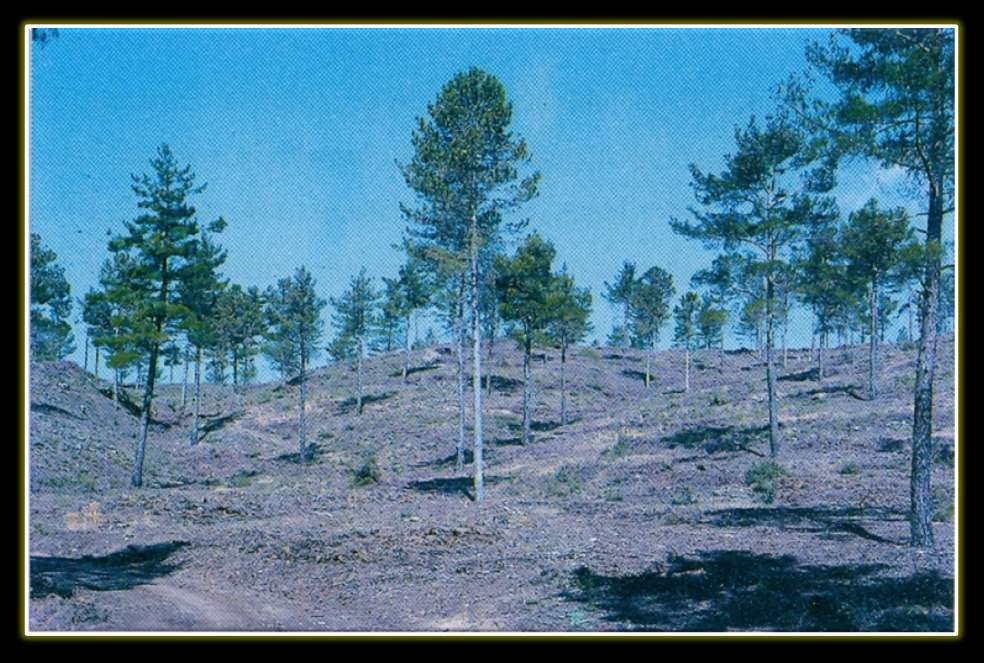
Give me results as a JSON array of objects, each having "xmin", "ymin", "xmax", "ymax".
[{"xmin": 27, "ymin": 336, "xmax": 956, "ymax": 633}]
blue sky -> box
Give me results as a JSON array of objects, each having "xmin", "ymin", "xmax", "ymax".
[{"xmin": 28, "ymin": 27, "xmax": 950, "ymax": 380}]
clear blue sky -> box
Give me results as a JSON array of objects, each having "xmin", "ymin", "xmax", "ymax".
[{"xmin": 29, "ymin": 27, "xmax": 949, "ymax": 380}]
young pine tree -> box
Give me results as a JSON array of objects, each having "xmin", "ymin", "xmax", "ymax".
[
  {"xmin": 603, "ymin": 262, "xmax": 637, "ymax": 352},
  {"xmin": 108, "ymin": 144, "xmax": 225, "ymax": 487},
  {"xmin": 545, "ymin": 265, "xmax": 593, "ymax": 426},
  {"xmin": 841, "ymin": 199, "xmax": 915, "ymax": 399},
  {"xmin": 496, "ymin": 233, "xmax": 557, "ymax": 445},
  {"xmin": 673, "ymin": 292, "xmax": 701, "ymax": 392},
  {"xmin": 177, "ymin": 231, "xmax": 227, "ymax": 446},
  {"xmin": 331, "ymin": 268, "xmax": 379, "ymax": 417},
  {"xmin": 399, "ymin": 68, "xmax": 540, "ymax": 502},
  {"xmin": 30, "ymin": 233, "xmax": 75, "ymax": 361},
  {"xmin": 265, "ymin": 267, "xmax": 325, "ymax": 462},
  {"xmin": 671, "ymin": 113, "xmax": 837, "ymax": 458},
  {"xmin": 628, "ymin": 266, "xmax": 675, "ymax": 389}
]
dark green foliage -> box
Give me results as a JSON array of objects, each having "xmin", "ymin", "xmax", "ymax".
[
  {"xmin": 30, "ymin": 233, "xmax": 75, "ymax": 361},
  {"xmin": 353, "ymin": 455, "xmax": 382, "ymax": 487},
  {"xmin": 604, "ymin": 262, "xmax": 637, "ymax": 349},
  {"xmin": 673, "ymin": 292, "xmax": 701, "ymax": 351},
  {"xmin": 628, "ymin": 266, "xmax": 675, "ymax": 388},
  {"xmin": 672, "ymin": 112, "xmax": 836, "ymax": 457},
  {"xmin": 745, "ymin": 461, "xmax": 787, "ymax": 503}
]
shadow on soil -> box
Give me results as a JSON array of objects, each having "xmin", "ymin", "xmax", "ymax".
[
  {"xmin": 567, "ymin": 549, "xmax": 953, "ymax": 632},
  {"xmin": 662, "ymin": 425, "xmax": 768, "ymax": 456},
  {"xmin": 389, "ymin": 364, "xmax": 440, "ymax": 378},
  {"xmin": 406, "ymin": 475, "xmax": 510, "ymax": 501},
  {"xmin": 31, "ymin": 541, "xmax": 189, "ymax": 599},
  {"xmin": 336, "ymin": 391, "xmax": 397, "ymax": 415},
  {"xmin": 486, "ymin": 375, "xmax": 523, "ymax": 394},
  {"xmin": 703, "ymin": 507, "xmax": 904, "ymax": 545}
]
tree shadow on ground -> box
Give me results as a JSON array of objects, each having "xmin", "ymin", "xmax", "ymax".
[
  {"xmin": 31, "ymin": 541, "xmax": 189, "ymax": 599},
  {"xmin": 272, "ymin": 442, "xmax": 328, "ymax": 464},
  {"xmin": 486, "ymin": 375, "xmax": 523, "ymax": 394},
  {"xmin": 621, "ymin": 369, "xmax": 649, "ymax": 383},
  {"xmin": 703, "ymin": 506, "xmax": 904, "ymax": 545},
  {"xmin": 790, "ymin": 383, "xmax": 866, "ymax": 400},
  {"xmin": 567, "ymin": 549, "xmax": 952, "ymax": 632},
  {"xmin": 778, "ymin": 367, "xmax": 819, "ymax": 382},
  {"xmin": 418, "ymin": 449, "xmax": 477, "ymax": 467},
  {"xmin": 389, "ymin": 364, "xmax": 440, "ymax": 378},
  {"xmin": 662, "ymin": 425, "xmax": 768, "ymax": 456},
  {"xmin": 336, "ymin": 391, "xmax": 397, "ymax": 415},
  {"xmin": 405, "ymin": 475, "xmax": 510, "ymax": 501}
]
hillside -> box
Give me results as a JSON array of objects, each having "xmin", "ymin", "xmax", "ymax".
[{"xmin": 28, "ymin": 337, "xmax": 956, "ymax": 632}]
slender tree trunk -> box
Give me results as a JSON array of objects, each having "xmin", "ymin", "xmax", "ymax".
[
  {"xmin": 560, "ymin": 341, "xmax": 567, "ymax": 426},
  {"xmin": 645, "ymin": 338, "xmax": 655, "ymax": 388},
  {"xmin": 181, "ymin": 355, "xmax": 189, "ymax": 409},
  {"xmin": 113, "ymin": 368, "xmax": 119, "ymax": 402},
  {"xmin": 782, "ymin": 317, "xmax": 788, "ymax": 369},
  {"xmin": 818, "ymin": 331, "xmax": 825, "ymax": 382},
  {"xmin": 190, "ymin": 346, "xmax": 202, "ymax": 445},
  {"xmin": 232, "ymin": 355, "xmax": 239, "ymax": 394},
  {"xmin": 356, "ymin": 337, "xmax": 364, "ymax": 415},
  {"xmin": 455, "ymin": 292, "xmax": 466, "ymax": 471},
  {"xmin": 766, "ymin": 274, "xmax": 780, "ymax": 458},
  {"xmin": 403, "ymin": 312, "xmax": 412, "ymax": 381},
  {"xmin": 470, "ymin": 222, "xmax": 484, "ymax": 503},
  {"xmin": 83, "ymin": 335, "xmax": 89, "ymax": 373},
  {"xmin": 623, "ymin": 303, "xmax": 631, "ymax": 352},
  {"xmin": 869, "ymin": 277, "xmax": 879, "ymax": 399},
  {"xmin": 911, "ymin": 183, "xmax": 943, "ymax": 547},
  {"xmin": 522, "ymin": 335, "xmax": 532, "ymax": 446},
  {"xmin": 299, "ymin": 346, "xmax": 308, "ymax": 462},
  {"xmin": 908, "ymin": 290, "xmax": 915, "ymax": 342},
  {"xmin": 94, "ymin": 346, "xmax": 100, "ymax": 380},
  {"xmin": 132, "ymin": 343, "xmax": 159, "ymax": 488},
  {"xmin": 684, "ymin": 346, "xmax": 690, "ymax": 393}
]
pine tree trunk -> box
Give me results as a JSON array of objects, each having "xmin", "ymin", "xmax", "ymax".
[
  {"xmin": 522, "ymin": 335, "xmax": 531, "ymax": 446},
  {"xmin": 684, "ymin": 347, "xmax": 690, "ymax": 393},
  {"xmin": 470, "ymin": 221, "xmax": 485, "ymax": 503},
  {"xmin": 299, "ymin": 347, "xmax": 308, "ymax": 462},
  {"xmin": 869, "ymin": 277, "xmax": 879, "ymax": 400},
  {"xmin": 83, "ymin": 335, "xmax": 89, "ymax": 373},
  {"xmin": 132, "ymin": 330, "xmax": 162, "ymax": 489},
  {"xmin": 181, "ymin": 356, "xmax": 189, "ymax": 409},
  {"xmin": 782, "ymin": 319, "xmax": 788, "ymax": 369},
  {"xmin": 560, "ymin": 342, "xmax": 567, "ymax": 426},
  {"xmin": 356, "ymin": 338, "xmax": 364, "ymax": 415},
  {"xmin": 403, "ymin": 312, "xmax": 412, "ymax": 381},
  {"xmin": 623, "ymin": 303, "xmax": 631, "ymax": 352},
  {"xmin": 766, "ymin": 274, "xmax": 780, "ymax": 458},
  {"xmin": 94, "ymin": 347, "xmax": 100, "ymax": 380},
  {"xmin": 113, "ymin": 369, "xmax": 119, "ymax": 402},
  {"xmin": 455, "ymin": 295, "xmax": 465, "ymax": 471},
  {"xmin": 646, "ymin": 338, "xmax": 654, "ymax": 388},
  {"xmin": 910, "ymin": 183, "xmax": 943, "ymax": 547},
  {"xmin": 190, "ymin": 346, "xmax": 202, "ymax": 446},
  {"xmin": 818, "ymin": 332, "xmax": 825, "ymax": 382}
]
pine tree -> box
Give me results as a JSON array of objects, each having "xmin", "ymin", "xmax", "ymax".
[
  {"xmin": 545, "ymin": 265, "xmax": 593, "ymax": 425},
  {"xmin": 841, "ymin": 199, "xmax": 915, "ymax": 399},
  {"xmin": 213, "ymin": 284, "xmax": 266, "ymax": 391},
  {"xmin": 671, "ymin": 112, "xmax": 837, "ymax": 458},
  {"xmin": 108, "ymin": 145, "xmax": 224, "ymax": 486},
  {"xmin": 30, "ymin": 233, "xmax": 75, "ymax": 361},
  {"xmin": 696, "ymin": 295, "xmax": 728, "ymax": 359},
  {"xmin": 785, "ymin": 27, "xmax": 954, "ymax": 547},
  {"xmin": 265, "ymin": 267, "xmax": 325, "ymax": 462},
  {"xmin": 603, "ymin": 262, "xmax": 637, "ymax": 352},
  {"xmin": 81, "ymin": 286, "xmax": 113, "ymax": 380},
  {"xmin": 400, "ymin": 68, "xmax": 540, "ymax": 502},
  {"xmin": 628, "ymin": 266, "xmax": 675, "ymax": 389},
  {"xmin": 330, "ymin": 268, "xmax": 379, "ymax": 417},
  {"xmin": 794, "ymin": 220, "xmax": 852, "ymax": 381},
  {"xmin": 496, "ymin": 233, "xmax": 557, "ymax": 445},
  {"xmin": 177, "ymin": 231, "xmax": 227, "ymax": 446},
  {"xmin": 673, "ymin": 292, "xmax": 701, "ymax": 392}
]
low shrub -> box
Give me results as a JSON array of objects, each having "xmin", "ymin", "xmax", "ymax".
[{"xmin": 745, "ymin": 461, "xmax": 787, "ymax": 503}]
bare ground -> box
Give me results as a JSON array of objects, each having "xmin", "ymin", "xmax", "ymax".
[{"xmin": 27, "ymin": 337, "xmax": 956, "ymax": 632}]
